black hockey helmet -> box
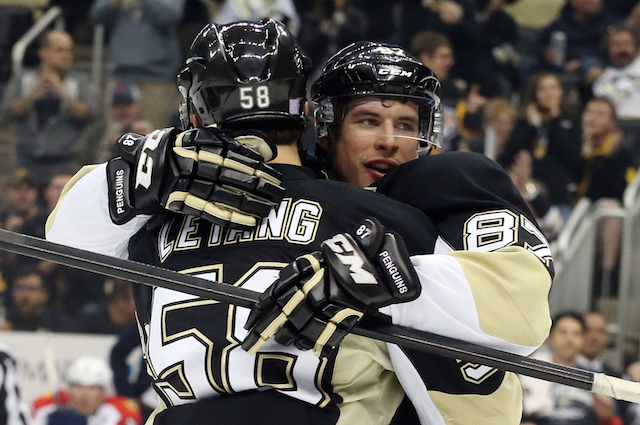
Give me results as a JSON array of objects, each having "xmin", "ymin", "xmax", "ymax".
[
  {"xmin": 311, "ymin": 41, "xmax": 443, "ymax": 152},
  {"xmin": 177, "ymin": 18, "xmax": 311, "ymax": 130}
]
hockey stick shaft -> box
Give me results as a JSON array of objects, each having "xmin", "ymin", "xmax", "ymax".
[{"xmin": 0, "ymin": 229, "xmax": 637, "ymax": 403}]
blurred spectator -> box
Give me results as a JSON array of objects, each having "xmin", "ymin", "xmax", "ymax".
[
  {"xmin": 499, "ymin": 72, "xmax": 582, "ymax": 221},
  {"xmin": 85, "ymin": 82, "xmax": 154, "ymax": 163},
  {"xmin": 461, "ymin": 97, "xmax": 516, "ymax": 159},
  {"xmin": 298, "ymin": 0, "xmax": 367, "ymax": 70},
  {"xmin": 404, "ymin": 0, "xmax": 518, "ymax": 94},
  {"xmin": 577, "ymin": 311, "xmax": 621, "ymax": 376},
  {"xmin": 35, "ymin": 171, "xmax": 107, "ymax": 318},
  {"xmin": 410, "ymin": 30, "xmax": 461, "ymax": 150},
  {"xmin": 0, "ymin": 175, "xmax": 45, "ymax": 238},
  {"xmin": 592, "ymin": 26, "xmax": 640, "ymax": 120},
  {"xmin": 77, "ymin": 279, "xmax": 136, "ymax": 335},
  {"xmin": 0, "ymin": 30, "xmax": 96, "ymax": 185},
  {"xmin": 520, "ymin": 311, "xmax": 623, "ymax": 425},
  {"xmin": 577, "ymin": 98, "xmax": 637, "ymax": 204},
  {"xmin": 0, "ymin": 343, "xmax": 30, "ymax": 425},
  {"xmin": 410, "ymin": 30, "xmax": 460, "ymax": 106},
  {"xmin": 110, "ymin": 327, "xmax": 155, "ymax": 420},
  {"xmin": 214, "ymin": 0, "xmax": 300, "ymax": 35},
  {"xmin": 506, "ymin": 150, "xmax": 565, "ymax": 239},
  {"xmin": 90, "ymin": 0, "xmax": 186, "ymax": 128},
  {"xmin": 31, "ymin": 356, "xmax": 142, "ymax": 425},
  {"xmin": 576, "ymin": 98, "xmax": 637, "ymax": 297},
  {"xmin": 1, "ymin": 263, "xmax": 75, "ymax": 332},
  {"xmin": 532, "ymin": 0, "xmax": 621, "ymax": 78}
]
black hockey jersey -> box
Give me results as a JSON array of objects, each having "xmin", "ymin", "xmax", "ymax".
[
  {"xmin": 126, "ymin": 165, "xmax": 438, "ymax": 425},
  {"xmin": 375, "ymin": 151, "xmax": 554, "ymax": 424}
]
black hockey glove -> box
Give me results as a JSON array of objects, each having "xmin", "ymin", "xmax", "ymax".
[
  {"xmin": 242, "ymin": 218, "xmax": 421, "ymax": 357},
  {"xmin": 106, "ymin": 127, "xmax": 285, "ymax": 228}
]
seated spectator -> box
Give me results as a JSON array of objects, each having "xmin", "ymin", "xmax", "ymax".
[
  {"xmin": 578, "ymin": 311, "xmax": 621, "ymax": 376},
  {"xmin": 532, "ymin": 0, "xmax": 620, "ymax": 79},
  {"xmin": 38, "ymin": 170, "xmax": 107, "ymax": 317},
  {"xmin": 520, "ymin": 311, "xmax": 623, "ymax": 425},
  {"xmin": 77, "ymin": 279, "xmax": 136, "ymax": 335},
  {"xmin": 499, "ymin": 72, "xmax": 582, "ymax": 221},
  {"xmin": 409, "ymin": 30, "xmax": 463, "ymax": 151},
  {"xmin": 1, "ymin": 263, "xmax": 74, "ymax": 332},
  {"xmin": 592, "ymin": 26, "xmax": 640, "ymax": 120},
  {"xmin": 577, "ymin": 98, "xmax": 637, "ymax": 204},
  {"xmin": 576, "ymin": 98, "xmax": 637, "ymax": 297},
  {"xmin": 31, "ymin": 356, "xmax": 142, "ymax": 425},
  {"xmin": 461, "ymin": 97, "xmax": 516, "ymax": 159},
  {"xmin": 0, "ymin": 175, "xmax": 46, "ymax": 238},
  {"xmin": 298, "ymin": 0, "xmax": 367, "ymax": 71},
  {"xmin": 85, "ymin": 82, "xmax": 154, "ymax": 163},
  {"xmin": 0, "ymin": 30, "xmax": 96, "ymax": 185}
]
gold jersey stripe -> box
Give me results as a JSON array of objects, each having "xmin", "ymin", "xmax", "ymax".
[
  {"xmin": 428, "ymin": 372, "xmax": 523, "ymax": 424},
  {"xmin": 448, "ymin": 246, "xmax": 552, "ymax": 347}
]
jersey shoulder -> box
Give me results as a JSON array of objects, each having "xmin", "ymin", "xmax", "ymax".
[{"xmin": 375, "ymin": 152, "xmax": 534, "ymax": 222}]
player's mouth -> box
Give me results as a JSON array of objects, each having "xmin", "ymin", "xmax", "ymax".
[{"xmin": 364, "ymin": 159, "xmax": 398, "ymax": 181}]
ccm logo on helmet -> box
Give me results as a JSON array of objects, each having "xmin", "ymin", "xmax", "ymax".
[{"xmin": 375, "ymin": 65, "xmax": 414, "ymax": 78}]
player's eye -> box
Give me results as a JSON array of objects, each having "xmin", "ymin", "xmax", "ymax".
[
  {"xmin": 358, "ymin": 118, "xmax": 379, "ymax": 127},
  {"xmin": 396, "ymin": 122, "xmax": 418, "ymax": 134}
]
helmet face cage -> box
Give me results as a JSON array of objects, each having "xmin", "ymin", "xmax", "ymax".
[
  {"xmin": 178, "ymin": 19, "xmax": 310, "ymax": 130},
  {"xmin": 311, "ymin": 42, "xmax": 443, "ymax": 153}
]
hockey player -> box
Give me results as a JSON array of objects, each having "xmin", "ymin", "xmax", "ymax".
[
  {"xmin": 31, "ymin": 356, "xmax": 142, "ymax": 425},
  {"xmin": 46, "ymin": 21, "xmax": 552, "ymax": 425},
  {"xmin": 243, "ymin": 42, "xmax": 556, "ymax": 423}
]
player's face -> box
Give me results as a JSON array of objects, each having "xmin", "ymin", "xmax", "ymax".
[
  {"xmin": 550, "ymin": 317, "xmax": 584, "ymax": 364},
  {"xmin": 326, "ymin": 97, "xmax": 420, "ymax": 188},
  {"xmin": 68, "ymin": 384, "xmax": 106, "ymax": 416}
]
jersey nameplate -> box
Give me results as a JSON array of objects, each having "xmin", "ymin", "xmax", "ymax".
[{"xmin": 158, "ymin": 198, "xmax": 324, "ymax": 262}]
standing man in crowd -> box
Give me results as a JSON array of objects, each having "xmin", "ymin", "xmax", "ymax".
[
  {"xmin": 47, "ymin": 20, "xmax": 553, "ymax": 424},
  {"xmin": 0, "ymin": 30, "xmax": 96, "ymax": 185},
  {"xmin": 90, "ymin": 0, "xmax": 186, "ymax": 128}
]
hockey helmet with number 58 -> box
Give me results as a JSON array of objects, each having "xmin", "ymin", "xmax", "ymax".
[
  {"xmin": 177, "ymin": 18, "xmax": 311, "ymax": 130},
  {"xmin": 311, "ymin": 41, "xmax": 443, "ymax": 153}
]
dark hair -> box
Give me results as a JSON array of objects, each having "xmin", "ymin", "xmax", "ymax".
[
  {"xmin": 519, "ymin": 72, "xmax": 574, "ymax": 119},
  {"xmin": 225, "ymin": 119, "xmax": 308, "ymax": 147},
  {"xmin": 551, "ymin": 311, "xmax": 586, "ymax": 333},
  {"xmin": 409, "ymin": 31, "xmax": 451, "ymax": 57},
  {"xmin": 11, "ymin": 261, "xmax": 46, "ymax": 290}
]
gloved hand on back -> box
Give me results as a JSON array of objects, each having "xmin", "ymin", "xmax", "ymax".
[
  {"xmin": 242, "ymin": 218, "xmax": 421, "ymax": 357},
  {"xmin": 106, "ymin": 126, "xmax": 285, "ymax": 228}
]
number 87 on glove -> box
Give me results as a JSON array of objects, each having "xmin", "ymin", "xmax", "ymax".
[{"xmin": 242, "ymin": 218, "xmax": 422, "ymax": 357}]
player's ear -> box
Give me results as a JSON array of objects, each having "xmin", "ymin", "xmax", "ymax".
[{"xmin": 191, "ymin": 114, "xmax": 200, "ymax": 128}]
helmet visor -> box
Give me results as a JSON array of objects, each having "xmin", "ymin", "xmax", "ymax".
[{"xmin": 314, "ymin": 93, "xmax": 443, "ymax": 153}]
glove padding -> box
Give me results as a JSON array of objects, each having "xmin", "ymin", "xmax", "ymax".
[
  {"xmin": 242, "ymin": 218, "xmax": 421, "ymax": 357},
  {"xmin": 106, "ymin": 127, "xmax": 285, "ymax": 228}
]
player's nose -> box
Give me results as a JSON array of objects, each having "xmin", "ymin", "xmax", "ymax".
[{"xmin": 375, "ymin": 121, "xmax": 399, "ymax": 152}]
